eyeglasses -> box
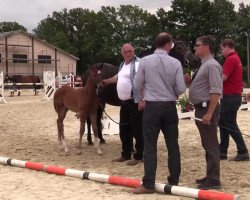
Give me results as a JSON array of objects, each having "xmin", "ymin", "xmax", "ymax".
[{"xmin": 195, "ymin": 44, "xmax": 204, "ymax": 47}]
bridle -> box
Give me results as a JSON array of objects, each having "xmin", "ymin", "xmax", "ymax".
[
  {"xmin": 173, "ymin": 41, "xmax": 192, "ymax": 67},
  {"xmin": 183, "ymin": 50, "xmax": 192, "ymax": 66}
]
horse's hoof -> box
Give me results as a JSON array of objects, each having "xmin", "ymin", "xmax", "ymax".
[
  {"xmin": 99, "ymin": 139, "xmax": 106, "ymax": 144},
  {"xmin": 65, "ymin": 149, "xmax": 69, "ymax": 153},
  {"xmin": 88, "ymin": 142, "xmax": 94, "ymax": 146},
  {"xmin": 97, "ymin": 150, "xmax": 102, "ymax": 155},
  {"xmin": 76, "ymin": 149, "xmax": 82, "ymax": 155}
]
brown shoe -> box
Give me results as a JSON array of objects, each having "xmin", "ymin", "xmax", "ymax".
[
  {"xmin": 229, "ymin": 153, "xmax": 249, "ymax": 161},
  {"xmin": 132, "ymin": 185, "xmax": 155, "ymax": 194},
  {"xmin": 112, "ymin": 156, "xmax": 130, "ymax": 162},
  {"xmin": 126, "ymin": 159, "xmax": 141, "ymax": 166}
]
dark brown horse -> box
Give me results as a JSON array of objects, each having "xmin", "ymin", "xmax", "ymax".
[
  {"xmin": 140, "ymin": 40, "xmax": 201, "ymax": 69},
  {"xmin": 53, "ymin": 64, "xmax": 103, "ymax": 155},
  {"xmin": 4, "ymin": 74, "xmax": 41, "ymax": 96},
  {"xmin": 86, "ymin": 40, "xmax": 201, "ymax": 144}
]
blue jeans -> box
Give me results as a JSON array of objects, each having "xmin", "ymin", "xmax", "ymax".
[{"xmin": 219, "ymin": 95, "xmax": 248, "ymax": 154}]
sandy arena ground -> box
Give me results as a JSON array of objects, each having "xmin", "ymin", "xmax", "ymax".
[{"xmin": 0, "ymin": 90, "xmax": 249, "ymax": 200}]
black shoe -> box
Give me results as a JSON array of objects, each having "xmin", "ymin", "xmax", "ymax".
[
  {"xmin": 220, "ymin": 152, "xmax": 228, "ymax": 160},
  {"xmin": 195, "ymin": 177, "xmax": 207, "ymax": 184},
  {"xmin": 168, "ymin": 181, "xmax": 178, "ymax": 186},
  {"xmin": 229, "ymin": 153, "xmax": 249, "ymax": 161},
  {"xmin": 167, "ymin": 176, "xmax": 179, "ymax": 186},
  {"xmin": 197, "ymin": 182, "xmax": 221, "ymax": 190}
]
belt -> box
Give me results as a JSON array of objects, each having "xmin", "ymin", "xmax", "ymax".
[
  {"xmin": 194, "ymin": 101, "xmax": 210, "ymax": 108},
  {"xmin": 121, "ymin": 98, "xmax": 134, "ymax": 104},
  {"xmin": 223, "ymin": 94, "xmax": 241, "ymax": 98},
  {"xmin": 146, "ymin": 101, "xmax": 176, "ymax": 105}
]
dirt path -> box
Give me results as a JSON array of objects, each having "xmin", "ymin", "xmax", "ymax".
[{"xmin": 0, "ymin": 91, "xmax": 249, "ymax": 200}]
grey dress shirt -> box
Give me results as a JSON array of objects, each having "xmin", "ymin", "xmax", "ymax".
[
  {"xmin": 189, "ymin": 55, "xmax": 222, "ymax": 105},
  {"xmin": 134, "ymin": 49, "xmax": 186, "ymax": 102}
]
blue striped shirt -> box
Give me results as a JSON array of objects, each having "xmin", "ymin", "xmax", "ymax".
[{"xmin": 134, "ymin": 49, "xmax": 186, "ymax": 101}]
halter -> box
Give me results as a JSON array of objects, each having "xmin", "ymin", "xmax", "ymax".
[
  {"xmin": 183, "ymin": 51, "xmax": 192, "ymax": 66},
  {"xmin": 173, "ymin": 41, "xmax": 191, "ymax": 67}
]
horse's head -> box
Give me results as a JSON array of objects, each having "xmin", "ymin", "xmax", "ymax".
[
  {"xmin": 139, "ymin": 40, "xmax": 201, "ymax": 70},
  {"xmin": 89, "ymin": 64, "xmax": 103, "ymax": 88},
  {"xmin": 169, "ymin": 41, "xmax": 201, "ymax": 69}
]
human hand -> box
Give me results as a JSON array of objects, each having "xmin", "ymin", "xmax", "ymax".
[
  {"xmin": 202, "ymin": 113, "xmax": 212, "ymax": 125},
  {"xmin": 102, "ymin": 79, "xmax": 109, "ymax": 86},
  {"xmin": 138, "ymin": 100, "xmax": 145, "ymax": 111},
  {"xmin": 184, "ymin": 73, "xmax": 191, "ymax": 82}
]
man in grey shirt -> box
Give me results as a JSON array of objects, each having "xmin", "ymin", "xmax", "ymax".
[
  {"xmin": 187, "ymin": 35, "xmax": 222, "ymax": 190},
  {"xmin": 132, "ymin": 32, "xmax": 186, "ymax": 194}
]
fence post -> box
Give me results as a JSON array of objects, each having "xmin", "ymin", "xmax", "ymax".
[{"xmin": 43, "ymin": 71, "xmax": 55, "ymax": 101}]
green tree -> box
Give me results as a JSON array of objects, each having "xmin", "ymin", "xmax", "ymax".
[
  {"xmin": 33, "ymin": 8, "xmax": 96, "ymax": 73},
  {"xmin": 157, "ymin": 0, "xmax": 237, "ymax": 51},
  {"xmin": 0, "ymin": 21, "xmax": 27, "ymax": 32},
  {"xmin": 234, "ymin": 3, "xmax": 250, "ymax": 66},
  {"xmin": 33, "ymin": 5, "xmax": 159, "ymax": 72}
]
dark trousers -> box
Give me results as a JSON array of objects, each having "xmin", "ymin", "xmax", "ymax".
[
  {"xmin": 195, "ymin": 104, "xmax": 220, "ymax": 184},
  {"xmin": 219, "ymin": 95, "xmax": 248, "ymax": 154},
  {"xmin": 119, "ymin": 99, "xmax": 143, "ymax": 160},
  {"xmin": 142, "ymin": 101, "xmax": 180, "ymax": 189}
]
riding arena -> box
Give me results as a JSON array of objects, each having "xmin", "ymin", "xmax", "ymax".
[
  {"xmin": 0, "ymin": 40, "xmax": 250, "ymax": 200},
  {"xmin": 0, "ymin": 65, "xmax": 249, "ymax": 200}
]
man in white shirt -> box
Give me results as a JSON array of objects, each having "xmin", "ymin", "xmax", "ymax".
[{"xmin": 103, "ymin": 43, "xmax": 143, "ymax": 166}]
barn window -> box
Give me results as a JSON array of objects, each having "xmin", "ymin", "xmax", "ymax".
[
  {"xmin": 38, "ymin": 55, "xmax": 51, "ymax": 64},
  {"xmin": 13, "ymin": 54, "xmax": 28, "ymax": 63}
]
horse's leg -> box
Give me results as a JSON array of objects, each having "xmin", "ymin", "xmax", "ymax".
[
  {"xmin": 89, "ymin": 112, "xmax": 102, "ymax": 155},
  {"xmin": 86, "ymin": 116, "xmax": 93, "ymax": 145},
  {"xmin": 17, "ymin": 86, "xmax": 21, "ymax": 96},
  {"xmin": 34, "ymin": 85, "xmax": 39, "ymax": 96},
  {"xmin": 97, "ymin": 105, "xmax": 105, "ymax": 144},
  {"xmin": 56, "ymin": 107, "xmax": 69, "ymax": 152},
  {"xmin": 78, "ymin": 112, "xmax": 88, "ymax": 151},
  {"xmin": 10, "ymin": 90, "xmax": 14, "ymax": 97}
]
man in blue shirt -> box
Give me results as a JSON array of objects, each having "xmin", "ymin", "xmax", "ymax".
[{"xmin": 132, "ymin": 32, "xmax": 186, "ymax": 194}]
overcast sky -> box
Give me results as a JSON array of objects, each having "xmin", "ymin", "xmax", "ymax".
[{"xmin": 0, "ymin": 0, "xmax": 246, "ymax": 32}]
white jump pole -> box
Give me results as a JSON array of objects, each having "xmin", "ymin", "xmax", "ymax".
[
  {"xmin": 0, "ymin": 156, "xmax": 240, "ymax": 200},
  {"xmin": 0, "ymin": 71, "xmax": 8, "ymax": 103}
]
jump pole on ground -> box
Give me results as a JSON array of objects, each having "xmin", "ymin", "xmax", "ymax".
[{"xmin": 0, "ymin": 156, "xmax": 239, "ymax": 200}]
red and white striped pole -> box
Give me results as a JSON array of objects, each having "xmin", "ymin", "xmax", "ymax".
[{"xmin": 0, "ymin": 156, "xmax": 239, "ymax": 200}]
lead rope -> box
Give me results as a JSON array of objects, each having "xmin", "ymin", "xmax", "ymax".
[
  {"xmin": 98, "ymin": 102, "xmax": 140, "ymax": 126},
  {"xmin": 194, "ymin": 117, "xmax": 250, "ymax": 138}
]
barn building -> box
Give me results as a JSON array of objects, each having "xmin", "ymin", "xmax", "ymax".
[{"xmin": 0, "ymin": 30, "xmax": 78, "ymax": 77}]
